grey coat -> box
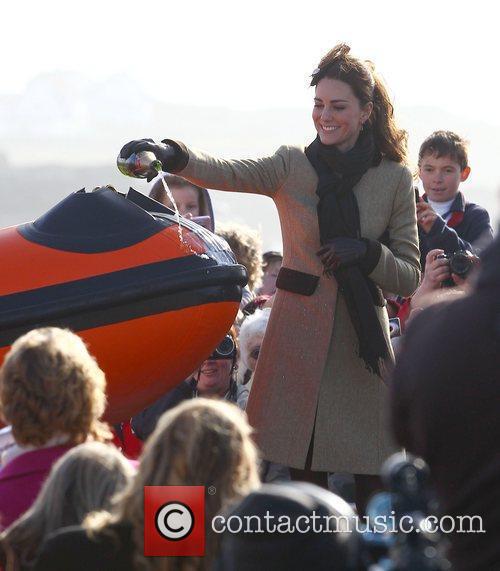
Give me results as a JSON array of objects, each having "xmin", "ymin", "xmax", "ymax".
[{"xmin": 177, "ymin": 144, "xmax": 420, "ymax": 474}]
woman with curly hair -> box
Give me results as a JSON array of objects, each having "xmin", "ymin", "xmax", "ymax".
[
  {"xmin": 0, "ymin": 327, "xmax": 111, "ymax": 529},
  {"xmin": 0, "ymin": 442, "xmax": 134, "ymax": 570},
  {"xmin": 35, "ymin": 398, "xmax": 260, "ymax": 571},
  {"xmin": 216, "ymin": 223, "xmax": 263, "ymax": 293},
  {"xmin": 119, "ymin": 43, "xmax": 420, "ymax": 514}
]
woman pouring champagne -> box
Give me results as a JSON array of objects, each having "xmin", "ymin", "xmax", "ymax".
[{"xmin": 119, "ymin": 44, "xmax": 420, "ymax": 514}]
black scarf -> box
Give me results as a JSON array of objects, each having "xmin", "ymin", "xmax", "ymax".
[{"xmin": 306, "ymin": 129, "xmax": 390, "ymax": 376}]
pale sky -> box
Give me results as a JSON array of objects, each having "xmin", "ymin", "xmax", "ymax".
[{"xmin": 3, "ymin": 0, "xmax": 499, "ymax": 124}]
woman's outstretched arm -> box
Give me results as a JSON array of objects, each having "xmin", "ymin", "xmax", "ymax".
[
  {"xmin": 174, "ymin": 143, "xmax": 291, "ymax": 198},
  {"xmin": 119, "ymin": 138, "xmax": 291, "ymax": 198}
]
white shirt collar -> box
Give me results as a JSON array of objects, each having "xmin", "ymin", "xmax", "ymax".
[{"xmin": 428, "ymin": 197, "xmax": 455, "ymax": 220}]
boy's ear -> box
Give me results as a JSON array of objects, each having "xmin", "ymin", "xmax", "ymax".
[{"xmin": 460, "ymin": 166, "xmax": 471, "ymax": 182}]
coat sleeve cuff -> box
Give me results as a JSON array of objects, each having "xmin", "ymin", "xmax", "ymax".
[
  {"xmin": 160, "ymin": 139, "xmax": 190, "ymax": 172},
  {"xmin": 360, "ymin": 238, "xmax": 382, "ymax": 275}
]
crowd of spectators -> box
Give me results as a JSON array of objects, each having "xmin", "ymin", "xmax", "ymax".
[{"xmin": 0, "ymin": 128, "xmax": 498, "ymax": 570}]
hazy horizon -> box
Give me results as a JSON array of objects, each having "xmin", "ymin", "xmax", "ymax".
[
  {"xmin": 1, "ymin": 69, "xmax": 498, "ymax": 252},
  {"xmin": 2, "ymin": 0, "xmax": 499, "ymax": 250}
]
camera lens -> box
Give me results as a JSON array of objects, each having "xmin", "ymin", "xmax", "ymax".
[{"xmin": 450, "ymin": 251, "xmax": 473, "ymax": 278}]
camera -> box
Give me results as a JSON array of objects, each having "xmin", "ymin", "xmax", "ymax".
[
  {"xmin": 389, "ymin": 318, "xmax": 401, "ymax": 339},
  {"xmin": 362, "ymin": 453, "xmax": 450, "ymax": 570},
  {"xmin": 436, "ymin": 250, "xmax": 476, "ymax": 286}
]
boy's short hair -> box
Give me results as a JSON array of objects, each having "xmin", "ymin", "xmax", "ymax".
[{"xmin": 418, "ymin": 130, "xmax": 469, "ymax": 170}]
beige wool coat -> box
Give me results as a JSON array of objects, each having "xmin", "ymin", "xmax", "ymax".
[{"xmin": 177, "ymin": 143, "xmax": 420, "ymax": 475}]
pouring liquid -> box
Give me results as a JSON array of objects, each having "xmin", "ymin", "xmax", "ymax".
[{"xmin": 159, "ymin": 175, "xmax": 207, "ymax": 258}]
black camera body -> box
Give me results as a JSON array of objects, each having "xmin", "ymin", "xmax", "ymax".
[
  {"xmin": 362, "ymin": 453, "xmax": 450, "ymax": 570},
  {"xmin": 436, "ymin": 250, "xmax": 475, "ymax": 287}
]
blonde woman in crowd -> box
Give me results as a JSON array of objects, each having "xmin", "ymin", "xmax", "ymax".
[
  {"xmin": 0, "ymin": 442, "xmax": 134, "ymax": 570},
  {"xmin": 35, "ymin": 399, "xmax": 260, "ymax": 571},
  {"xmin": 0, "ymin": 327, "xmax": 111, "ymax": 530}
]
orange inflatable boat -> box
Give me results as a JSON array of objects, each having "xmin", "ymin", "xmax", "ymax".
[{"xmin": 0, "ymin": 187, "xmax": 246, "ymax": 423}]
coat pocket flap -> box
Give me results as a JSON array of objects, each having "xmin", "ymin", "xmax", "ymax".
[{"xmin": 276, "ymin": 267, "xmax": 320, "ymax": 296}]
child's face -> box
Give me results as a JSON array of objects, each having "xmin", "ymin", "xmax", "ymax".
[
  {"xmin": 419, "ymin": 153, "xmax": 470, "ymax": 203},
  {"xmin": 170, "ymin": 186, "xmax": 201, "ymax": 218}
]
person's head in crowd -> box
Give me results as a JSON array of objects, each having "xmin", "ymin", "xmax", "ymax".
[
  {"xmin": 418, "ymin": 131, "xmax": 470, "ymax": 203},
  {"xmin": 214, "ymin": 482, "xmax": 360, "ymax": 571},
  {"xmin": 42, "ymin": 399, "xmax": 260, "ymax": 570},
  {"xmin": 237, "ymin": 308, "xmax": 271, "ymax": 385},
  {"xmin": 0, "ymin": 442, "xmax": 133, "ymax": 569},
  {"xmin": 311, "ymin": 43, "xmax": 408, "ymax": 162},
  {"xmin": 0, "ymin": 327, "xmax": 112, "ymax": 530},
  {"xmin": 217, "ymin": 223, "xmax": 263, "ymax": 292},
  {"xmin": 196, "ymin": 328, "xmax": 238, "ymax": 399},
  {"xmin": 0, "ymin": 327, "xmax": 111, "ymax": 451},
  {"xmin": 129, "ymin": 329, "xmax": 243, "ymax": 444},
  {"xmin": 149, "ymin": 173, "xmax": 215, "ymax": 231},
  {"xmin": 258, "ymin": 251, "xmax": 283, "ymax": 296},
  {"xmin": 416, "ymin": 130, "xmax": 493, "ymax": 272}
]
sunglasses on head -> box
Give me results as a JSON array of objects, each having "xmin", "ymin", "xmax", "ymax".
[{"xmin": 208, "ymin": 334, "xmax": 236, "ymax": 361}]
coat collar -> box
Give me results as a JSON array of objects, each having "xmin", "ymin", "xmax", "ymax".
[
  {"xmin": 423, "ymin": 191, "xmax": 466, "ymax": 211},
  {"xmin": 423, "ymin": 191, "xmax": 466, "ymax": 227}
]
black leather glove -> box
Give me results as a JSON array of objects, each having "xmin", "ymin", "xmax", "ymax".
[
  {"xmin": 119, "ymin": 138, "xmax": 186, "ymax": 180},
  {"xmin": 317, "ymin": 237, "xmax": 383, "ymax": 276},
  {"xmin": 317, "ymin": 237, "xmax": 368, "ymax": 272}
]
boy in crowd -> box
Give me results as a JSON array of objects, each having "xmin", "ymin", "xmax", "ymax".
[
  {"xmin": 257, "ymin": 250, "xmax": 283, "ymax": 296},
  {"xmin": 417, "ymin": 130, "xmax": 493, "ymax": 270}
]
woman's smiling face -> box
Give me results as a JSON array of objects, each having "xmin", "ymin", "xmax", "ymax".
[
  {"xmin": 312, "ymin": 77, "xmax": 372, "ymax": 152},
  {"xmin": 197, "ymin": 358, "xmax": 232, "ymax": 397}
]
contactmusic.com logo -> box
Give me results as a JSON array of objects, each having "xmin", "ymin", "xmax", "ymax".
[{"xmin": 144, "ymin": 486, "xmax": 205, "ymax": 556}]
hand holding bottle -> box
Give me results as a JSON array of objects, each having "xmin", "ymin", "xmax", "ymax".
[{"xmin": 117, "ymin": 139, "xmax": 178, "ymax": 181}]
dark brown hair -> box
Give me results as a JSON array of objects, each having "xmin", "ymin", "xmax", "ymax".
[
  {"xmin": 418, "ymin": 130, "xmax": 469, "ymax": 170},
  {"xmin": 311, "ymin": 43, "xmax": 408, "ymax": 164}
]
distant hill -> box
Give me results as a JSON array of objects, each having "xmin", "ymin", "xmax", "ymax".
[{"xmin": 1, "ymin": 72, "xmax": 498, "ymax": 250}]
